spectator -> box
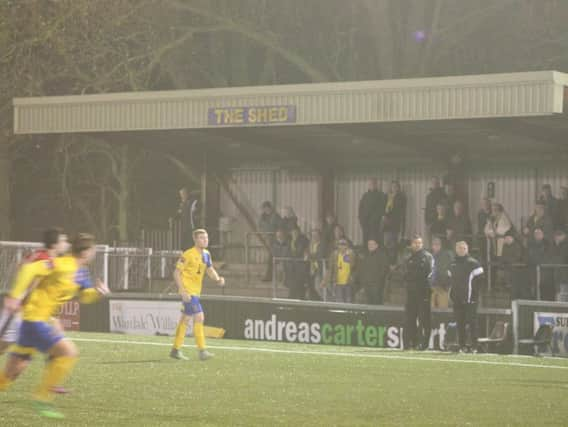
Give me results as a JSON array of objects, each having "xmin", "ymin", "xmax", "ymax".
[
  {"xmin": 429, "ymin": 203, "xmax": 449, "ymax": 243},
  {"xmin": 173, "ymin": 187, "xmax": 198, "ymax": 249},
  {"xmin": 430, "ymin": 237, "xmax": 454, "ymax": 309},
  {"xmin": 259, "ymin": 201, "xmax": 283, "ymax": 281},
  {"xmin": 559, "ymin": 187, "xmax": 568, "ymax": 229},
  {"xmin": 449, "ymin": 241, "xmax": 484, "ymax": 353},
  {"xmin": 548, "ymin": 229, "xmax": 568, "ymax": 301},
  {"xmin": 477, "ymin": 198, "xmax": 492, "ymax": 236},
  {"xmin": 321, "ymin": 213, "xmax": 338, "ymax": 256},
  {"xmin": 477, "ymin": 198, "xmax": 492, "ymax": 262},
  {"xmin": 403, "ymin": 235, "xmax": 434, "ymax": 350},
  {"xmin": 539, "ymin": 184, "xmax": 562, "ymax": 230},
  {"xmin": 307, "ymin": 229, "xmax": 325, "ymax": 301},
  {"xmin": 272, "ymin": 228, "xmax": 290, "ymax": 285},
  {"xmin": 500, "ymin": 232, "xmax": 527, "ymax": 298},
  {"xmin": 523, "ymin": 202, "xmax": 553, "ymax": 242},
  {"xmin": 424, "ymin": 176, "xmax": 447, "ymax": 235},
  {"xmin": 356, "ymin": 239, "xmax": 389, "ymax": 305},
  {"xmin": 523, "ymin": 200, "xmax": 554, "ymax": 241},
  {"xmin": 484, "ymin": 203, "xmax": 512, "ymax": 258},
  {"xmin": 383, "ymin": 181, "xmax": 407, "ymax": 262},
  {"xmin": 446, "ymin": 201, "xmax": 472, "ymax": 246},
  {"xmin": 358, "ymin": 178, "xmax": 386, "ymax": 246},
  {"xmin": 527, "ymin": 228, "xmax": 550, "ymax": 299},
  {"xmin": 287, "ymin": 226, "xmax": 309, "ymax": 300},
  {"xmin": 322, "ymin": 239, "xmax": 356, "ymax": 303},
  {"xmin": 281, "ymin": 206, "xmax": 299, "ymax": 233},
  {"xmin": 332, "ymin": 224, "xmax": 353, "ymax": 250},
  {"xmin": 444, "ymin": 183, "xmax": 459, "ymax": 218}
]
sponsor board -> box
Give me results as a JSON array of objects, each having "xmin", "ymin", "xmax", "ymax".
[
  {"xmin": 59, "ymin": 300, "xmax": 80, "ymax": 331},
  {"xmin": 243, "ymin": 314, "xmax": 453, "ymax": 350},
  {"xmin": 104, "ymin": 298, "xmax": 503, "ymax": 350},
  {"xmin": 534, "ymin": 312, "xmax": 568, "ymax": 355},
  {"xmin": 109, "ymin": 300, "xmax": 192, "ymax": 336}
]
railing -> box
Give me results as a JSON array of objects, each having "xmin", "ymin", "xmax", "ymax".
[
  {"xmin": 141, "ymin": 220, "xmax": 182, "ymax": 251},
  {"xmin": 0, "ymin": 241, "xmax": 42, "ymax": 291},
  {"xmin": 0, "ymin": 241, "xmax": 110, "ymax": 292},
  {"xmin": 0, "ymin": 241, "xmax": 169, "ymax": 293},
  {"xmin": 244, "ymin": 231, "xmax": 275, "ymax": 284},
  {"xmin": 536, "ymin": 264, "xmax": 568, "ymax": 302},
  {"xmin": 104, "ymin": 249, "xmax": 181, "ymax": 292}
]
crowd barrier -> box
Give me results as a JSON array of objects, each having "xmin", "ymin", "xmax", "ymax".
[{"xmin": 80, "ymin": 293, "xmax": 511, "ymax": 351}]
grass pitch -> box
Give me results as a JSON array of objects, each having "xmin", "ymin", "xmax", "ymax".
[{"xmin": 1, "ymin": 332, "xmax": 568, "ymax": 426}]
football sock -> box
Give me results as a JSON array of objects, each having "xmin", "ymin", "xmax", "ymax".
[
  {"xmin": 173, "ymin": 320, "xmax": 187, "ymax": 350},
  {"xmin": 194, "ymin": 322, "xmax": 206, "ymax": 350},
  {"xmin": 34, "ymin": 356, "xmax": 76, "ymax": 402}
]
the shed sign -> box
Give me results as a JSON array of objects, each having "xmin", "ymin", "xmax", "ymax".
[{"xmin": 208, "ymin": 105, "xmax": 296, "ymax": 126}]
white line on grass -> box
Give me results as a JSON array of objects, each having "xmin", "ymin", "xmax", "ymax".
[{"xmin": 72, "ymin": 337, "xmax": 568, "ymax": 371}]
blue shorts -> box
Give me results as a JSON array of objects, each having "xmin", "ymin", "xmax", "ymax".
[
  {"xmin": 10, "ymin": 321, "xmax": 64, "ymax": 359},
  {"xmin": 182, "ymin": 296, "xmax": 203, "ymax": 315}
]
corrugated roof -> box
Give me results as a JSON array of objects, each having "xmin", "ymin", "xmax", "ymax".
[{"xmin": 13, "ymin": 71, "xmax": 568, "ymax": 134}]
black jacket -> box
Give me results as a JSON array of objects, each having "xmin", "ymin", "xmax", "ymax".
[
  {"xmin": 177, "ymin": 200, "xmax": 192, "ymax": 231},
  {"xmin": 383, "ymin": 192, "xmax": 407, "ymax": 233},
  {"xmin": 429, "ymin": 216, "xmax": 448, "ymax": 238},
  {"xmin": 477, "ymin": 209, "xmax": 490, "ymax": 235},
  {"xmin": 282, "ymin": 216, "xmax": 299, "ymax": 233},
  {"xmin": 357, "ymin": 249, "xmax": 389, "ymax": 287},
  {"xmin": 449, "ymin": 255, "xmax": 484, "ymax": 304},
  {"xmin": 403, "ymin": 249, "xmax": 434, "ymax": 290},
  {"xmin": 425, "ymin": 187, "xmax": 446, "ymax": 226},
  {"xmin": 359, "ymin": 190, "xmax": 387, "ymax": 227},
  {"xmin": 528, "ymin": 239, "xmax": 549, "ymax": 267}
]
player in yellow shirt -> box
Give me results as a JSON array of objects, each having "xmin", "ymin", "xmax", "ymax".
[
  {"xmin": 170, "ymin": 229, "xmax": 225, "ymax": 361},
  {"xmin": 0, "ymin": 228, "xmax": 70, "ymax": 357},
  {"xmin": 0, "ymin": 234, "xmax": 109, "ymax": 419}
]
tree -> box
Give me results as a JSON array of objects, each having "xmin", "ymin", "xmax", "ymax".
[{"xmin": 4, "ymin": 0, "xmax": 568, "ymax": 241}]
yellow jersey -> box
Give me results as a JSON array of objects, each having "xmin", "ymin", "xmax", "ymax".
[
  {"xmin": 177, "ymin": 247, "xmax": 212, "ymax": 296},
  {"xmin": 336, "ymin": 253, "xmax": 351, "ymax": 286},
  {"xmin": 9, "ymin": 256, "xmax": 101, "ymax": 322}
]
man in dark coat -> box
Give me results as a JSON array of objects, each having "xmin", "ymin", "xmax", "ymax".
[
  {"xmin": 287, "ymin": 226, "xmax": 310, "ymax": 300},
  {"xmin": 539, "ymin": 184, "xmax": 562, "ymax": 231},
  {"xmin": 425, "ymin": 176, "xmax": 447, "ymax": 234},
  {"xmin": 449, "ymin": 241, "xmax": 484, "ymax": 353},
  {"xmin": 358, "ymin": 178, "xmax": 386, "ymax": 246},
  {"xmin": 383, "ymin": 181, "xmax": 407, "ymax": 264},
  {"xmin": 403, "ymin": 235, "xmax": 434, "ymax": 350},
  {"xmin": 501, "ymin": 232, "xmax": 528, "ymax": 299},
  {"xmin": 259, "ymin": 201, "xmax": 283, "ymax": 281},
  {"xmin": 174, "ymin": 187, "xmax": 198, "ymax": 250},
  {"xmin": 357, "ymin": 239, "xmax": 390, "ymax": 305},
  {"xmin": 528, "ymin": 228, "xmax": 550, "ymax": 299},
  {"xmin": 446, "ymin": 201, "xmax": 473, "ymax": 246},
  {"xmin": 547, "ymin": 229, "xmax": 568, "ymax": 301}
]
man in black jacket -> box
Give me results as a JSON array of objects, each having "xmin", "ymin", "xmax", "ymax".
[
  {"xmin": 357, "ymin": 239, "xmax": 390, "ymax": 304},
  {"xmin": 358, "ymin": 178, "xmax": 386, "ymax": 246},
  {"xmin": 287, "ymin": 226, "xmax": 310, "ymax": 300},
  {"xmin": 425, "ymin": 176, "xmax": 446, "ymax": 235},
  {"xmin": 449, "ymin": 241, "xmax": 484, "ymax": 352},
  {"xmin": 403, "ymin": 235, "xmax": 434, "ymax": 350},
  {"xmin": 174, "ymin": 187, "xmax": 200, "ymax": 250},
  {"xmin": 383, "ymin": 181, "xmax": 407, "ymax": 265}
]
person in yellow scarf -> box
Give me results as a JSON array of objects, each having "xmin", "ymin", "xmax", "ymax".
[{"xmin": 321, "ymin": 239, "xmax": 356, "ymax": 303}]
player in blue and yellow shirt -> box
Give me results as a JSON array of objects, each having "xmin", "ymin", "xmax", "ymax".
[
  {"xmin": 0, "ymin": 234, "xmax": 109, "ymax": 419},
  {"xmin": 170, "ymin": 229, "xmax": 225, "ymax": 361},
  {"xmin": 0, "ymin": 227, "xmax": 70, "ymax": 357}
]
